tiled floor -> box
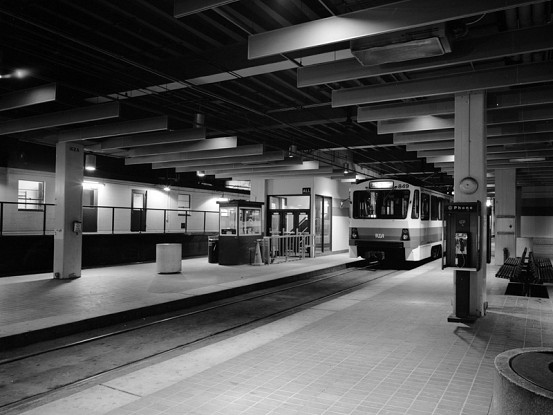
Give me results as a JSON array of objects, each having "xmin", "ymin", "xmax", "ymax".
[{"xmin": 15, "ymin": 260, "xmax": 553, "ymax": 415}]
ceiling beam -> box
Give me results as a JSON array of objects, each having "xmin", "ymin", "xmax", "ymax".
[
  {"xmin": 218, "ymin": 167, "xmax": 334, "ymax": 180},
  {"xmin": 378, "ymin": 115, "xmax": 454, "ymax": 134},
  {"xmin": 487, "ymin": 120, "xmax": 553, "ymax": 137},
  {"xmin": 407, "ymin": 133, "xmax": 553, "ymax": 151},
  {"xmin": 248, "ymin": 0, "xmax": 540, "ymax": 59},
  {"xmin": 174, "ymin": 0, "xmax": 239, "ymax": 18},
  {"xmin": 333, "ymin": 61, "xmax": 553, "ymax": 107},
  {"xmin": 174, "ymin": 158, "xmax": 302, "ymax": 173},
  {"xmin": 207, "ymin": 161, "xmax": 319, "ymax": 175},
  {"xmin": 57, "ymin": 115, "xmax": 169, "ymax": 143},
  {"xmin": 125, "ymin": 144, "xmax": 264, "ymax": 165},
  {"xmin": 0, "ymin": 83, "xmax": 57, "ymax": 112},
  {"xmin": 0, "ymin": 102, "xmax": 120, "ymax": 136},
  {"xmin": 298, "ymin": 24, "xmax": 553, "ymax": 87},
  {"xmin": 159, "ymin": 151, "xmax": 286, "ymax": 170},
  {"xmin": 358, "ymin": 99, "xmax": 454, "ymax": 123},
  {"xmin": 127, "ymin": 136, "xmax": 237, "ymax": 157},
  {"xmin": 359, "ymin": 85, "xmax": 553, "ymax": 123},
  {"xmin": 488, "ymin": 104, "xmax": 553, "ymax": 125},
  {"xmin": 95, "ymin": 128, "xmax": 206, "ymax": 150},
  {"xmin": 394, "ymin": 130, "xmax": 454, "ymax": 144}
]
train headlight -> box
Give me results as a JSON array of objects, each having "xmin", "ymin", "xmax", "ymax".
[
  {"xmin": 401, "ymin": 228, "xmax": 410, "ymax": 241},
  {"xmin": 351, "ymin": 227, "xmax": 359, "ymax": 239}
]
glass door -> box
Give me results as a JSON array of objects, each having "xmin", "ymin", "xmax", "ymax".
[
  {"xmin": 131, "ymin": 189, "xmax": 147, "ymax": 232},
  {"xmin": 315, "ymin": 195, "xmax": 332, "ymax": 253}
]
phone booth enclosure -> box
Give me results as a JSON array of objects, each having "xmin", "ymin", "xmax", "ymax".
[
  {"xmin": 217, "ymin": 200, "xmax": 264, "ymax": 265},
  {"xmin": 444, "ymin": 201, "xmax": 481, "ymax": 271}
]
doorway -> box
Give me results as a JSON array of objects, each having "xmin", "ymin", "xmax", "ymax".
[
  {"xmin": 131, "ymin": 189, "xmax": 147, "ymax": 232},
  {"xmin": 82, "ymin": 188, "xmax": 98, "ymax": 233},
  {"xmin": 315, "ymin": 195, "xmax": 332, "ymax": 253}
]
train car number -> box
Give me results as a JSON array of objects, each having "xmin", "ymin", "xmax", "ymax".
[
  {"xmin": 375, "ymin": 233, "xmax": 385, "ymax": 239},
  {"xmin": 394, "ymin": 183, "xmax": 409, "ymax": 189}
]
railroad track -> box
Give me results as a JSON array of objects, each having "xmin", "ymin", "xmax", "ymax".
[{"xmin": 0, "ymin": 263, "xmax": 398, "ymax": 414}]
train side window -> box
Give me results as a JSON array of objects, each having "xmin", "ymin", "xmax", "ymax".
[
  {"xmin": 438, "ymin": 198, "xmax": 444, "ymax": 220},
  {"xmin": 430, "ymin": 196, "xmax": 439, "ymax": 220},
  {"xmin": 411, "ymin": 190, "xmax": 419, "ymax": 219},
  {"xmin": 421, "ymin": 193, "xmax": 429, "ymax": 221}
]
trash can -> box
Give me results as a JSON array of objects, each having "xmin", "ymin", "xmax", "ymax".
[
  {"xmin": 208, "ymin": 237, "xmax": 219, "ymax": 263},
  {"xmin": 156, "ymin": 243, "xmax": 182, "ymax": 274}
]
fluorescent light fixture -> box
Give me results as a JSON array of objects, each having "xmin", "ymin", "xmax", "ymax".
[
  {"xmin": 163, "ymin": 185, "xmax": 171, "ymax": 192},
  {"xmin": 216, "ymin": 194, "xmax": 229, "ymax": 202},
  {"xmin": 369, "ymin": 180, "xmax": 394, "ymax": 189},
  {"xmin": 85, "ymin": 154, "xmax": 96, "ymax": 171},
  {"xmin": 197, "ymin": 170, "xmax": 206, "ymax": 177},
  {"xmin": 509, "ymin": 157, "xmax": 546, "ymax": 163},
  {"xmin": 82, "ymin": 180, "xmax": 104, "ymax": 189}
]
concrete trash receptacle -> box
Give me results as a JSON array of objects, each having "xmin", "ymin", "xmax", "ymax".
[{"xmin": 156, "ymin": 243, "xmax": 182, "ymax": 274}]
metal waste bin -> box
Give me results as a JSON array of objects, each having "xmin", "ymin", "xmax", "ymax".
[{"xmin": 208, "ymin": 237, "xmax": 219, "ymax": 263}]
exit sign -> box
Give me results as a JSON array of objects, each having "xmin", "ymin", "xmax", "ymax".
[{"xmin": 302, "ymin": 187, "xmax": 311, "ymax": 194}]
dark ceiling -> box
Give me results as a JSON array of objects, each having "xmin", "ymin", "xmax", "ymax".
[{"xmin": 1, "ymin": 0, "xmax": 553, "ymax": 195}]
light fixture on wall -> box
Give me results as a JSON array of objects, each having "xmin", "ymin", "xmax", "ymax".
[
  {"xmin": 163, "ymin": 185, "xmax": 171, "ymax": 192},
  {"xmin": 85, "ymin": 154, "xmax": 96, "ymax": 171},
  {"xmin": 197, "ymin": 170, "xmax": 206, "ymax": 177},
  {"xmin": 216, "ymin": 194, "xmax": 229, "ymax": 202}
]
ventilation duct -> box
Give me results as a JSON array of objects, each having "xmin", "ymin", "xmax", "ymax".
[{"xmin": 350, "ymin": 24, "xmax": 451, "ymax": 66}]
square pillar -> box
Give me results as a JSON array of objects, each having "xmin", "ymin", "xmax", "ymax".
[
  {"xmin": 53, "ymin": 142, "xmax": 83, "ymax": 279},
  {"xmin": 494, "ymin": 169, "xmax": 517, "ymax": 265},
  {"xmin": 451, "ymin": 91, "xmax": 488, "ymax": 321}
]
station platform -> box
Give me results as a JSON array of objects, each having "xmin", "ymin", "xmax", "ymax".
[
  {"xmin": 3, "ymin": 256, "xmax": 553, "ymax": 415},
  {"xmin": 0, "ymin": 252, "xmax": 362, "ymax": 349}
]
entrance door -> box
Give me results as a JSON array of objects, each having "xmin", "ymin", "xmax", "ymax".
[
  {"xmin": 131, "ymin": 190, "xmax": 147, "ymax": 232},
  {"xmin": 82, "ymin": 188, "xmax": 98, "ymax": 232},
  {"xmin": 315, "ymin": 195, "xmax": 332, "ymax": 253},
  {"xmin": 269, "ymin": 211, "xmax": 310, "ymax": 235}
]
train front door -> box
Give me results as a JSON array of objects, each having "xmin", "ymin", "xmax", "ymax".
[
  {"xmin": 131, "ymin": 189, "xmax": 147, "ymax": 232},
  {"xmin": 269, "ymin": 211, "xmax": 310, "ymax": 236}
]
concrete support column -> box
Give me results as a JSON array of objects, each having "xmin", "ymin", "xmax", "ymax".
[
  {"xmin": 494, "ymin": 169, "xmax": 517, "ymax": 265},
  {"xmin": 53, "ymin": 142, "xmax": 83, "ymax": 279},
  {"xmin": 452, "ymin": 91, "xmax": 488, "ymax": 319}
]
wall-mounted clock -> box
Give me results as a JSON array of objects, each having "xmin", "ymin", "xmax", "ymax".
[{"xmin": 459, "ymin": 176, "xmax": 478, "ymax": 194}]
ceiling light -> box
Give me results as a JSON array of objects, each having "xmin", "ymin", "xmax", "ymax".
[
  {"xmin": 84, "ymin": 154, "xmax": 96, "ymax": 171},
  {"xmin": 197, "ymin": 170, "xmax": 206, "ymax": 177},
  {"xmin": 163, "ymin": 185, "xmax": 171, "ymax": 192},
  {"xmin": 509, "ymin": 157, "xmax": 546, "ymax": 163}
]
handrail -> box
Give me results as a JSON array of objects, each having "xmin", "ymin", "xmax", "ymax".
[
  {"xmin": 0, "ymin": 200, "xmax": 219, "ymax": 236},
  {"xmin": 260, "ymin": 232, "xmax": 315, "ymax": 264}
]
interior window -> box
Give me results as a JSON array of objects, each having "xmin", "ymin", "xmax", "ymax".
[{"xmin": 18, "ymin": 180, "xmax": 44, "ymax": 211}]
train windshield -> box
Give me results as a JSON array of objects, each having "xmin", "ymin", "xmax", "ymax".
[{"xmin": 352, "ymin": 189, "xmax": 410, "ymax": 219}]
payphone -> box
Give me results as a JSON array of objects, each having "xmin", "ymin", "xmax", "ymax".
[{"xmin": 443, "ymin": 201, "xmax": 481, "ymax": 271}]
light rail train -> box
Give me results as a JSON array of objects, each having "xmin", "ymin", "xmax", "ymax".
[{"xmin": 349, "ymin": 179, "xmax": 451, "ymax": 264}]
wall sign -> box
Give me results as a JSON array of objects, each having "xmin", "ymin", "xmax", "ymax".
[{"xmin": 302, "ymin": 187, "xmax": 311, "ymax": 194}]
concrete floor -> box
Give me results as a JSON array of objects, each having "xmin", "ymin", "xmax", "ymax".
[{"xmin": 5, "ymin": 257, "xmax": 553, "ymax": 415}]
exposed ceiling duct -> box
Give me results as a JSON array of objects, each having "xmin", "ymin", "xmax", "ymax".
[{"xmin": 350, "ymin": 24, "xmax": 452, "ymax": 66}]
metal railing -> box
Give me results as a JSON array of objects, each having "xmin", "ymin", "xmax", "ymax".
[
  {"xmin": 259, "ymin": 232, "xmax": 315, "ymax": 264},
  {"xmin": 0, "ymin": 201, "xmax": 219, "ymax": 236}
]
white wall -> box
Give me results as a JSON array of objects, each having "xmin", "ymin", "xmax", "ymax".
[
  {"xmin": 1, "ymin": 168, "xmax": 248, "ymax": 234},
  {"xmin": 314, "ymin": 177, "xmax": 350, "ymax": 252}
]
